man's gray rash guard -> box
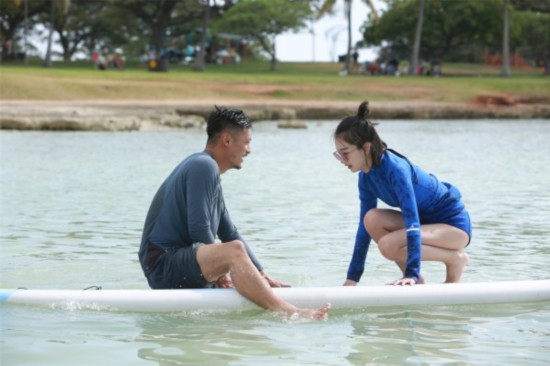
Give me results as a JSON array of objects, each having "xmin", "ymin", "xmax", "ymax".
[
  {"xmin": 348, "ymin": 150, "xmax": 465, "ymax": 283},
  {"xmin": 139, "ymin": 151, "xmax": 263, "ymax": 275}
]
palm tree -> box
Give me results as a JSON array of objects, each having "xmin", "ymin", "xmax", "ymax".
[
  {"xmin": 410, "ymin": 0, "xmax": 425, "ymax": 75},
  {"xmin": 42, "ymin": 0, "xmax": 70, "ymax": 67},
  {"xmin": 193, "ymin": 0, "xmax": 210, "ymax": 72},
  {"xmin": 42, "ymin": 0, "xmax": 56, "ymax": 67},
  {"xmin": 24, "ymin": 0, "xmax": 28, "ymax": 65},
  {"xmin": 501, "ymin": 0, "xmax": 511, "ymax": 77},
  {"xmin": 318, "ymin": 0, "xmax": 378, "ymax": 75}
]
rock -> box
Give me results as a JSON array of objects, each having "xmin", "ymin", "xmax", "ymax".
[
  {"xmin": 158, "ymin": 114, "xmax": 205, "ymax": 128},
  {"xmin": 277, "ymin": 120, "xmax": 307, "ymax": 129},
  {"xmin": 1, "ymin": 101, "xmax": 548, "ymax": 131}
]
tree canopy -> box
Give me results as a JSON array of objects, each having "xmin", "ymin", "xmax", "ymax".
[
  {"xmin": 361, "ymin": 0, "xmax": 549, "ymax": 73},
  {"xmin": 1, "ymin": 0, "xmax": 548, "ymax": 75},
  {"xmin": 213, "ymin": 0, "xmax": 313, "ymax": 70},
  {"xmin": 362, "ymin": 0, "xmax": 503, "ymax": 63}
]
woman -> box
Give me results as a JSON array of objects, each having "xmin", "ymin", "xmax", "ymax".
[{"xmin": 334, "ymin": 101, "xmax": 471, "ymax": 286}]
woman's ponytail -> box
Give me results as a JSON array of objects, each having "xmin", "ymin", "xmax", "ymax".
[{"xmin": 357, "ymin": 101, "xmax": 370, "ymax": 120}]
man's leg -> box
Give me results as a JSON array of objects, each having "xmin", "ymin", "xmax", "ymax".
[{"xmin": 196, "ymin": 240, "xmax": 331, "ymax": 319}]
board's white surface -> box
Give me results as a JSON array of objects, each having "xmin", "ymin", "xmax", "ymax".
[{"xmin": 2, "ymin": 280, "xmax": 549, "ymax": 313}]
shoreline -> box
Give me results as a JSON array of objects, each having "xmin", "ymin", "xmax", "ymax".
[{"xmin": 1, "ymin": 99, "xmax": 548, "ymax": 131}]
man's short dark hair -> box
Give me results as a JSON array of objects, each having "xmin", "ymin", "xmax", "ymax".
[{"xmin": 207, "ymin": 106, "xmax": 252, "ymax": 143}]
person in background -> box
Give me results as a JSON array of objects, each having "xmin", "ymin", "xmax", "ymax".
[
  {"xmin": 139, "ymin": 105, "xmax": 330, "ymax": 319},
  {"xmin": 333, "ymin": 101, "xmax": 471, "ymax": 286}
]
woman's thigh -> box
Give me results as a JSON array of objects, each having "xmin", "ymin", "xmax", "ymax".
[
  {"xmin": 365, "ymin": 209, "xmax": 469, "ymax": 250},
  {"xmin": 420, "ymin": 224, "xmax": 469, "ymax": 250}
]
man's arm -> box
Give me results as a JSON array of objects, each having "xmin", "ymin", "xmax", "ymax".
[
  {"xmin": 217, "ymin": 206, "xmax": 264, "ymax": 272},
  {"xmin": 185, "ymin": 158, "xmax": 218, "ymax": 244}
]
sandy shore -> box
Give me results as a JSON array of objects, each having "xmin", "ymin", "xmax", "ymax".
[{"xmin": 1, "ymin": 99, "xmax": 548, "ymax": 131}]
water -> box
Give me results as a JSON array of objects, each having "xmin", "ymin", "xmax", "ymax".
[{"xmin": 1, "ymin": 120, "xmax": 549, "ymax": 365}]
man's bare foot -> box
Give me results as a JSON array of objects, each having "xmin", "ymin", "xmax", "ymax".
[
  {"xmin": 417, "ymin": 274, "xmax": 426, "ymax": 284},
  {"xmin": 281, "ymin": 303, "xmax": 331, "ymax": 320},
  {"xmin": 445, "ymin": 252, "xmax": 469, "ymax": 283}
]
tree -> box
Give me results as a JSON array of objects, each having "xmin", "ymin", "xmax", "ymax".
[
  {"xmin": 362, "ymin": 0, "xmax": 503, "ymax": 72},
  {"xmin": 513, "ymin": 3, "xmax": 550, "ymax": 74},
  {"xmin": 213, "ymin": 0, "xmax": 312, "ymax": 71},
  {"xmin": 50, "ymin": 0, "xmax": 109, "ymax": 61},
  {"xmin": 193, "ymin": 0, "xmax": 210, "ymax": 71},
  {"xmin": 113, "ymin": 0, "xmax": 203, "ymax": 62},
  {"xmin": 410, "ymin": 0, "xmax": 425, "ymax": 75},
  {"xmin": 317, "ymin": 0, "xmax": 378, "ymax": 75},
  {"xmin": 510, "ymin": 0, "xmax": 550, "ymax": 74},
  {"xmin": 0, "ymin": 0, "xmax": 49, "ymax": 61},
  {"xmin": 501, "ymin": 0, "xmax": 511, "ymax": 76},
  {"xmin": 43, "ymin": 0, "xmax": 70, "ymax": 67},
  {"xmin": 511, "ymin": 0, "xmax": 550, "ymax": 12}
]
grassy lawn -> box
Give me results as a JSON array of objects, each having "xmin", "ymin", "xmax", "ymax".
[{"xmin": 1, "ymin": 59, "xmax": 548, "ymax": 104}]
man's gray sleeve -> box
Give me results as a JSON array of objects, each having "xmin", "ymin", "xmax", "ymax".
[
  {"xmin": 218, "ymin": 207, "xmax": 264, "ymax": 272},
  {"xmin": 185, "ymin": 158, "xmax": 217, "ymax": 244}
]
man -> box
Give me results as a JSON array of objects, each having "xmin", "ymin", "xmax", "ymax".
[{"xmin": 138, "ymin": 105, "xmax": 330, "ymax": 319}]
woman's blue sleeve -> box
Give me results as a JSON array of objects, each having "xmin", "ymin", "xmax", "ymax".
[
  {"xmin": 390, "ymin": 168, "xmax": 422, "ymax": 282},
  {"xmin": 347, "ymin": 177, "xmax": 377, "ymax": 282}
]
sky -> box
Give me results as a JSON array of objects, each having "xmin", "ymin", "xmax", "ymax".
[{"xmin": 276, "ymin": 0, "xmax": 384, "ymax": 63}]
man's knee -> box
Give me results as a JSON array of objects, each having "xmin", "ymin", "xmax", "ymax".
[{"xmin": 225, "ymin": 240, "xmax": 247, "ymax": 261}]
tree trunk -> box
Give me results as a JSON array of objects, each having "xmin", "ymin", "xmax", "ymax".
[
  {"xmin": 410, "ymin": 0, "xmax": 424, "ymax": 75},
  {"xmin": 256, "ymin": 36, "xmax": 275, "ymax": 71},
  {"xmin": 501, "ymin": 0, "xmax": 511, "ymax": 77},
  {"xmin": 193, "ymin": 0, "xmax": 210, "ymax": 72},
  {"xmin": 344, "ymin": 0, "xmax": 352, "ymax": 75},
  {"xmin": 43, "ymin": 0, "xmax": 56, "ymax": 67},
  {"xmin": 270, "ymin": 35, "xmax": 277, "ymax": 71},
  {"xmin": 58, "ymin": 34, "xmax": 71, "ymax": 62},
  {"xmin": 150, "ymin": 25, "xmax": 165, "ymax": 60},
  {"xmin": 24, "ymin": 0, "xmax": 29, "ymax": 65}
]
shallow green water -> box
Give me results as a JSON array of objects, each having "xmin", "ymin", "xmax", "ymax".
[{"xmin": 1, "ymin": 120, "xmax": 549, "ymax": 365}]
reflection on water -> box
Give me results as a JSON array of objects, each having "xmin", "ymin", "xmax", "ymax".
[
  {"xmin": 136, "ymin": 312, "xmax": 288, "ymax": 364},
  {"xmin": 346, "ymin": 311, "xmax": 473, "ymax": 365},
  {"xmin": 1, "ymin": 120, "xmax": 549, "ymax": 365}
]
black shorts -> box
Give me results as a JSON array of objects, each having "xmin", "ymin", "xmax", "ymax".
[{"xmin": 145, "ymin": 242, "xmax": 212, "ymax": 289}]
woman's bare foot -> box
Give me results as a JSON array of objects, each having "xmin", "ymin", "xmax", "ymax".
[{"xmin": 445, "ymin": 252, "xmax": 469, "ymax": 283}]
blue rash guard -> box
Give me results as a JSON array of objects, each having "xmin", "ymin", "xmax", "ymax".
[
  {"xmin": 348, "ymin": 149, "xmax": 466, "ymax": 283},
  {"xmin": 138, "ymin": 151, "xmax": 263, "ymax": 276}
]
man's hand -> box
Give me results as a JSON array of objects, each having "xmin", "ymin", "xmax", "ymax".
[
  {"xmin": 260, "ymin": 271, "xmax": 290, "ymax": 288},
  {"xmin": 387, "ymin": 277, "xmax": 417, "ymax": 286},
  {"xmin": 216, "ymin": 274, "xmax": 234, "ymax": 288}
]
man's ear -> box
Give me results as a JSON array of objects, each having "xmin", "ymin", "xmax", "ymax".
[{"xmin": 221, "ymin": 131, "xmax": 232, "ymax": 146}]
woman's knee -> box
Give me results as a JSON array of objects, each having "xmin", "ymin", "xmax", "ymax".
[
  {"xmin": 364, "ymin": 209, "xmax": 405, "ymax": 239},
  {"xmin": 377, "ymin": 239, "xmax": 399, "ymax": 260},
  {"xmin": 364, "ymin": 209, "xmax": 383, "ymax": 235}
]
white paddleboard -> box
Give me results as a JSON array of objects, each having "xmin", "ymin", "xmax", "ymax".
[{"xmin": 2, "ymin": 280, "xmax": 549, "ymax": 313}]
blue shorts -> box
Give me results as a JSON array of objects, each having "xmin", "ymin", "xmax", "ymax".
[
  {"xmin": 421, "ymin": 209, "xmax": 472, "ymax": 246},
  {"xmin": 145, "ymin": 242, "xmax": 212, "ymax": 289}
]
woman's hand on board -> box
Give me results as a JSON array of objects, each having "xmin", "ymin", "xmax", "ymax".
[{"xmin": 387, "ymin": 277, "xmax": 417, "ymax": 286}]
